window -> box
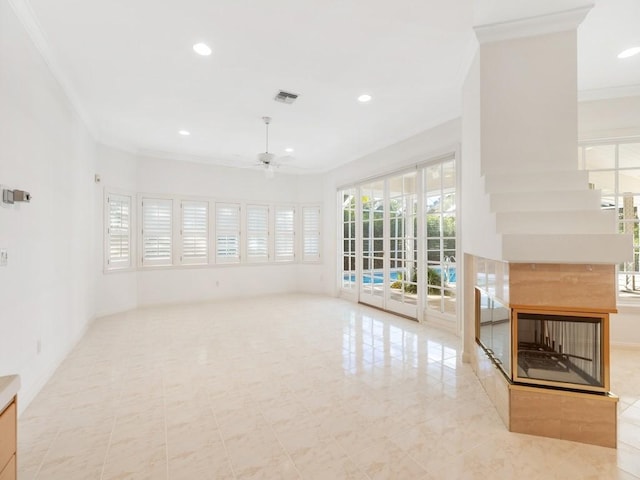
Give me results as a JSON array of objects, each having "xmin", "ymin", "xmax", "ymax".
[
  {"xmin": 106, "ymin": 192, "xmax": 312, "ymax": 271},
  {"xmin": 216, "ymin": 203, "xmax": 241, "ymax": 263},
  {"xmin": 302, "ymin": 206, "xmax": 321, "ymax": 262},
  {"xmin": 246, "ymin": 204, "xmax": 269, "ymax": 262},
  {"xmin": 181, "ymin": 200, "xmax": 208, "ymax": 265},
  {"xmin": 274, "ymin": 206, "xmax": 295, "ymax": 262},
  {"xmin": 579, "ymin": 139, "xmax": 640, "ymax": 301},
  {"xmin": 105, "ymin": 192, "xmax": 132, "ymax": 270},
  {"xmin": 141, "ymin": 198, "xmax": 173, "ymax": 266}
]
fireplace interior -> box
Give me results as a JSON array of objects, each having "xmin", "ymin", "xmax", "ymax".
[{"xmin": 514, "ymin": 311, "xmax": 606, "ymax": 391}]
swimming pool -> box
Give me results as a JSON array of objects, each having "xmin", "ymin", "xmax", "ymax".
[{"xmin": 344, "ymin": 266, "xmax": 456, "ymax": 284}]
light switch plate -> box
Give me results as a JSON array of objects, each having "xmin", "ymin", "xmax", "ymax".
[{"xmin": 0, "ymin": 249, "xmax": 7, "ymax": 267}]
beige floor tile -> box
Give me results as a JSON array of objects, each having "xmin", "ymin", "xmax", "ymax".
[{"xmin": 15, "ymin": 294, "xmax": 640, "ymax": 480}]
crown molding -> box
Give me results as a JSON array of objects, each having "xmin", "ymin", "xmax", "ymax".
[
  {"xmin": 7, "ymin": 0, "xmax": 98, "ymax": 140},
  {"xmin": 474, "ymin": 5, "xmax": 593, "ymax": 44}
]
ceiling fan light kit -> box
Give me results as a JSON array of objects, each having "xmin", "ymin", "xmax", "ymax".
[{"xmin": 254, "ymin": 116, "xmax": 294, "ymax": 178}]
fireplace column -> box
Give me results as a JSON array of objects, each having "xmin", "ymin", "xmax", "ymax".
[{"xmin": 460, "ymin": 3, "xmax": 632, "ymax": 448}]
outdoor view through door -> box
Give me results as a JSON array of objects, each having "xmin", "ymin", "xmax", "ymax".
[{"xmin": 339, "ymin": 155, "xmax": 457, "ymax": 327}]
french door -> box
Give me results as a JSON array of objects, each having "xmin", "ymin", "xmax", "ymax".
[
  {"xmin": 359, "ymin": 173, "xmax": 418, "ymax": 318},
  {"xmin": 360, "ymin": 180, "xmax": 385, "ymax": 309},
  {"xmin": 339, "ymin": 154, "xmax": 457, "ymax": 328}
]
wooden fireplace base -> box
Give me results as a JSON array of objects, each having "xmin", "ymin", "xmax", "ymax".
[{"xmin": 509, "ymin": 384, "xmax": 618, "ymax": 448}]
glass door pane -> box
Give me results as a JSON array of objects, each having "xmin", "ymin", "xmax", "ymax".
[
  {"xmin": 387, "ymin": 172, "xmax": 418, "ymax": 317},
  {"xmin": 340, "ymin": 189, "xmax": 357, "ymax": 291},
  {"xmin": 360, "ymin": 181, "xmax": 385, "ymax": 307},
  {"xmin": 425, "ymin": 159, "xmax": 457, "ymax": 321}
]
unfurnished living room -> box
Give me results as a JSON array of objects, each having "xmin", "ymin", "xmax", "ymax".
[{"xmin": 2, "ymin": 0, "xmax": 640, "ymax": 479}]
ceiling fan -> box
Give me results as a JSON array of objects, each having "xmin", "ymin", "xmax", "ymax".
[{"xmin": 254, "ymin": 116, "xmax": 292, "ymax": 178}]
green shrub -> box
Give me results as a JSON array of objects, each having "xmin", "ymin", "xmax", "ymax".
[{"xmin": 389, "ymin": 267, "xmax": 445, "ymax": 295}]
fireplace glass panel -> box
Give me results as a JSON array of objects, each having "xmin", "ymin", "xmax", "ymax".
[
  {"xmin": 516, "ymin": 312, "xmax": 603, "ymax": 389},
  {"xmin": 476, "ymin": 289, "xmax": 511, "ymax": 378}
]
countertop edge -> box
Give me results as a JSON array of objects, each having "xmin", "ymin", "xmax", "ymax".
[{"xmin": 0, "ymin": 375, "xmax": 21, "ymax": 412}]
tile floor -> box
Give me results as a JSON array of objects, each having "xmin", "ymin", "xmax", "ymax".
[{"xmin": 17, "ymin": 294, "xmax": 640, "ymax": 479}]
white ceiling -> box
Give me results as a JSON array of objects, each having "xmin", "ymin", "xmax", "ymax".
[{"xmin": 13, "ymin": 0, "xmax": 640, "ymax": 173}]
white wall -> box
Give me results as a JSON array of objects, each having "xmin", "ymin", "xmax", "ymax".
[
  {"xmin": 94, "ymin": 147, "xmax": 329, "ymax": 310},
  {"xmin": 0, "ymin": 0, "xmax": 97, "ymax": 411},
  {"xmin": 461, "ymin": 53, "xmax": 502, "ymax": 262},
  {"xmin": 94, "ymin": 145, "xmax": 138, "ymax": 317}
]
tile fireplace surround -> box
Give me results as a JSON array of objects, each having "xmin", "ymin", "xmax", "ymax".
[{"xmin": 472, "ymin": 257, "xmax": 621, "ymax": 448}]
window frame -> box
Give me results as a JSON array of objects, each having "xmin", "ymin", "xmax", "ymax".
[
  {"xmin": 139, "ymin": 196, "xmax": 174, "ymax": 267},
  {"xmin": 579, "ymin": 137, "xmax": 640, "ymax": 305},
  {"xmin": 215, "ymin": 202, "xmax": 242, "ymax": 264},
  {"xmin": 180, "ymin": 199, "xmax": 209, "ymax": 266},
  {"xmin": 104, "ymin": 190, "xmax": 135, "ymax": 272},
  {"xmin": 301, "ymin": 204, "xmax": 322, "ymax": 263},
  {"xmin": 245, "ymin": 204, "xmax": 271, "ymax": 263},
  {"xmin": 274, "ymin": 205, "xmax": 296, "ymax": 263}
]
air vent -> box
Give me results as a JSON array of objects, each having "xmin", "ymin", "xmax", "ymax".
[{"xmin": 274, "ymin": 90, "xmax": 299, "ymax": 104}]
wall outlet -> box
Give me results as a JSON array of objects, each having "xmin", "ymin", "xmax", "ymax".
[
  {"xmin": 37, "ymin": 339, "xmax": 41, "ymax": 354},
  {"xmin": 0, "ymin": 249, "xmax": 7, "ymax": 267}
]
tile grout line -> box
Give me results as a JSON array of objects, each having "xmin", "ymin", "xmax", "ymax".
[
  {"xmin": 257, "ymin": 392, "xmax": 306, "ymax": 480},
  {"xmin": 30, "ymin": 428, "xmax": 60, "ymax": 480},
  {"xmin": 98, "ymin": 357, "xmax": 125, "ymax": 480},
  {"xmin": 161, "ymin": 365, "xmax": 170, "ymax": 480},
  {"xmin": 206, "ymin": 388, "xmax": 238, "ymax": 479}
]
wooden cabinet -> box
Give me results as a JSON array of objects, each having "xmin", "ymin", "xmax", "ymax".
[
  {"xmin": 0, "ymin": 456, "xmax": 15, "ymax": 480},
  {"xmin": 0, "ymin": 399, "xmax": 16, "ymax": 480}
]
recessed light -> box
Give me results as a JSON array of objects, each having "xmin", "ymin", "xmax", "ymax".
[
  {"xmin": 179, "ymin": 130, "xmax": 190, "ymax": 136},
  {"xmin": 193, "ymin": 42, "xmax": 212, "ymax": 56},
  {"xmin": 285, "ymin": 147, "xmax": 294, "ymax": 153},
  {"xmin": 617, "ymin": 47, "xmax": 640, "ymax": 59},
  {"xmin": 358, "ymin": 94, "xmax": 372, "ymax": 103}
]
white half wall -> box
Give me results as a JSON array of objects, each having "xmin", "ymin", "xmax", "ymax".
[{"xmin": 0, "ymin": 0, "xmax": 97, "ymax": 412}]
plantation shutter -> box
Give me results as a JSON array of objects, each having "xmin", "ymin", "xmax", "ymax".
[
  {"xmin": 274, "ymin": 206, "xmax": 295, "ymax": 262},
  {"xmin": 142, "ymin": 198, "xmax": 172, "ymax": 266},
  {"xmin": 246, "ymin": 205, "xmax": 269, "ymax": 262},
  {"xmin": 181, "ymin": 200, "xmax": 208, "ymax": 265},
  {"xmin": 216, "ymin": 203, "xmax": 240, "ymax": 263},
  {"xmin": 106, "ymin": 193, "xmax": 131, "ymax": 269},
  {"xmin": 302, "ymin": 206, "xmax": 321, "ymax": 262}
]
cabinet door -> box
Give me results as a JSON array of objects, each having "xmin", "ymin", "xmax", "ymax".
[
  {"xmin": 0, "ymin": 401, "xmax": 16, "ymax": 474},
  {"xmin": 0, "ymin": 455, "xmax": 15, "ymax": 480}
]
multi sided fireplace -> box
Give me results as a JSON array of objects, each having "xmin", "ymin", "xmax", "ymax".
[
  {"xmin": 475, "ymin": 288, "xmax": 610, "ymax": 394},
  {"xmin": 513, "ymin": 309, "xmax": 608, "ymax": 392}
]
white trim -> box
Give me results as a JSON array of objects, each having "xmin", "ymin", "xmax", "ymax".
[
  {"xmin": 474, "ymin": 6, "xmax": 592, "ymax": 45},
  {"xmin": 103, "ymin": 188, "xmax": 135, "ymax": 273}
]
